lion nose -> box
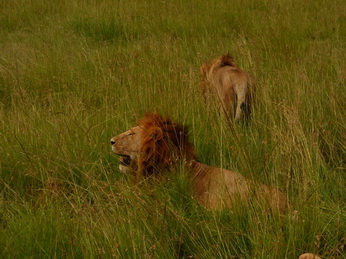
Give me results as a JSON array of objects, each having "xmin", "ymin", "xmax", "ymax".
[{"xmin": 110, "ymin": 140, "xmax": 116, "ymax": 145}]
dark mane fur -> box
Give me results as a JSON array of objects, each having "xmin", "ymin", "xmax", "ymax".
[{"xmin": 137, "ymin": 113, "xmax": 196, "ymax": 176}]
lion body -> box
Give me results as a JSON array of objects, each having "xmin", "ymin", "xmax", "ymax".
[
  {"xmin": 191, "ymin": 161, "xmax": 286, "ymax": 212},
  {"xmin": 200, "ymin": 55, "xmax": 255, "ymax": 121},
  {"xmin": 111, "ymin": 113, "xmax": 286, "ymax": 212}
]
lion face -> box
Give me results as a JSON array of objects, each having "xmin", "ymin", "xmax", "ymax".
[{"xmin": 110, "ymin": 126, "xmax": 143, "ymax": 173}]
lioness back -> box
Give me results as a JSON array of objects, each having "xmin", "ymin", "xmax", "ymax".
[{"xmin": 200, "ymin": 55, "xmax": 255, "ymax": 121}]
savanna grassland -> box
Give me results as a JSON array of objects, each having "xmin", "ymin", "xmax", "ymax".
[{"xmin": 1, "ymin": 0, "xmax": 345, "ymax": 258}]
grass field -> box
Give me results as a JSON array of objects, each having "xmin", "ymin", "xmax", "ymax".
[{"xmin": 1, "ymin": 0, "xmax": 345, "ymax": 258}]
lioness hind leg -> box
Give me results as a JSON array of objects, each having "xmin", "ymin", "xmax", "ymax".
[{"xmin": 221, "ymin": 91, "xmax": 235, "ymax": 120}]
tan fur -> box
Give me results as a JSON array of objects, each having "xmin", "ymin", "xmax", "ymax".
[
  {"xmin": 111, "ymin": 113, "xmax": 286, "ymax": 213},
  {"xmin": 298, "ymin": 253, "xmax": 321, "ymax": 259},
  {"xmin": 200, "ymin": 54, "xmax": 255, "ymax": 121}
]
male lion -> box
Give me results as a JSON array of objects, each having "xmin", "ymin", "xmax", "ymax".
[
  {"xmin": 110, "ymin": 113, "xmax": 286, "ymax": 212},
  {"xmin": 200, "ymin": 54, "xmax": 255, "ymax": 121}
]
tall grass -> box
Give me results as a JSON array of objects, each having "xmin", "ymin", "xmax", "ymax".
[{"xmin": 1, "ymin": 0, "xmax": 345, "ymax": 257}]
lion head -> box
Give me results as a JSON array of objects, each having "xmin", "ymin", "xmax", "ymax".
[
  {"xmin": 111, "ymin": 113, "xmax": 195, "ymax": 178},
  {"xmin": 298, "ymin": 253, "xmax": 321, "ymax": 259},
  {"xmin": 200, "ymin": 54, "xmax": 239, "ymax": 79}
]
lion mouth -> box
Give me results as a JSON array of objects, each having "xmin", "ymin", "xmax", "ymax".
[{"xmin": 118, "ymin": 155, "xmax": 131, "ymax": 166}]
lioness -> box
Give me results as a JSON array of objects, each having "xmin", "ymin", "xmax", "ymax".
[{"xmin": 200, "ymin": 54, "xmax": 255, "ymax": 121}]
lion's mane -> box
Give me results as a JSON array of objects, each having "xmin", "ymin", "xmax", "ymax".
[{"xmin": 137, "ymin": 113, "xmax": 196, "ymax": 176}]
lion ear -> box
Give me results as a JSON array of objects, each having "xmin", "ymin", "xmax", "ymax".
[{"xmin": 148, "ymin": 127, "xmax": 163, "ymax": 141}]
